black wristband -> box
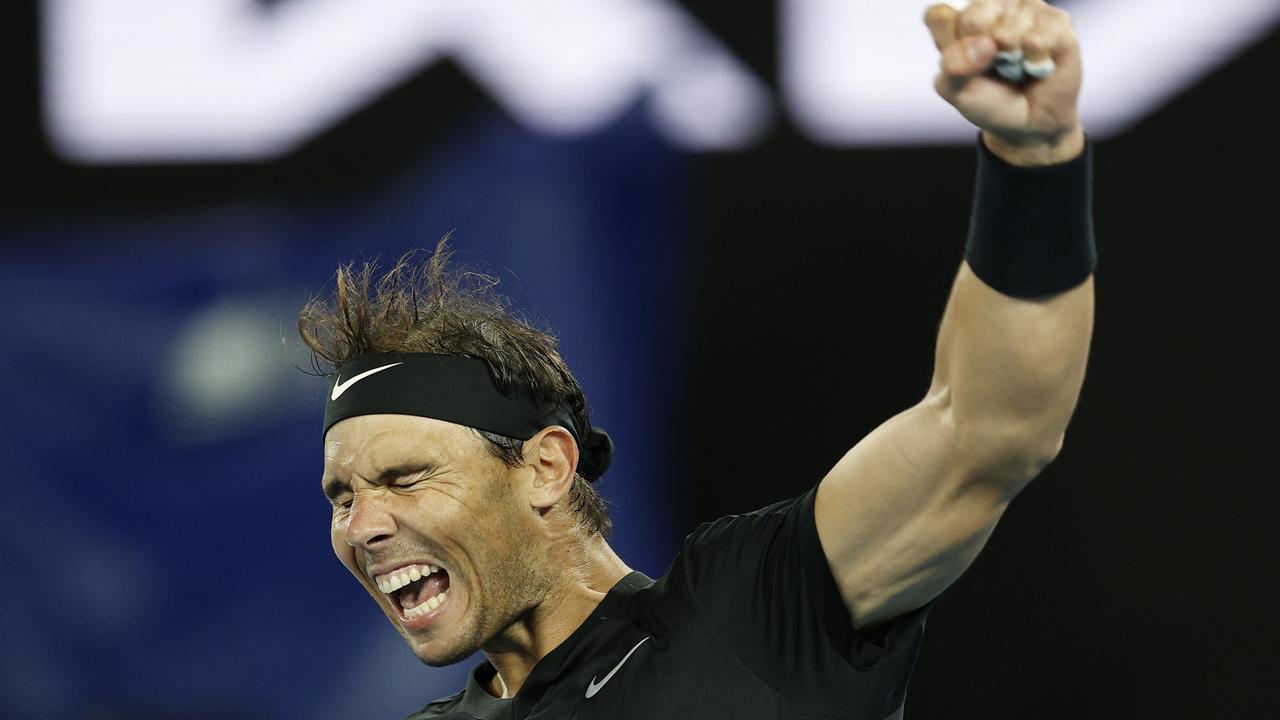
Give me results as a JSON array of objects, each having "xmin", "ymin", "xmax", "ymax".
[{"xmin": 964, "ymin": 132, "xmax": 1097, "ymax": 299}]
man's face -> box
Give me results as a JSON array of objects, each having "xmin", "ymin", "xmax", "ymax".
[{"xmin": 322, "ymin": 414, "xmax": 552, "ymax": 666}]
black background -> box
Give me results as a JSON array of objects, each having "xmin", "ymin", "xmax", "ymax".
[
  {"xmin": 686, "ymin": 16, "xmax": 1280, "ymax": 719},
  {"xmin": 6, "ymin": 1, "xmax": 1277, "ymax": 716}
]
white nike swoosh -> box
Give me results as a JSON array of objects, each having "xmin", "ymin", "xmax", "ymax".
[
  {"xmin": 330, "ymin": 362, "xmax": 403, "ymax": 401},
  {"xmin": 585, "ymin": 636, "xmax": 650, "ymax": 699}
]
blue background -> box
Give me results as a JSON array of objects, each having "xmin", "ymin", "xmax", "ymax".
[{"xmin": 3, "ymin": 111, "xmax": 691, "ymax": 719}]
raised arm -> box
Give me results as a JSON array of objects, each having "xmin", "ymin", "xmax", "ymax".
[{"xmin": 814, "ymin": 0, "xmax": 1096, "ymax": 631}]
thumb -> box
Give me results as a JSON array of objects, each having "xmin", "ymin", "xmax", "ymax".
[{"xmin": 940, "ymin": 34, "xmax": 996, "ymax": 78}]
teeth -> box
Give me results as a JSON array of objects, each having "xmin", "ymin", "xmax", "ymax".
[
  {"xmin": 403, "ymin": 591, "xmax": 448, "ymax": 619},
  {"xmin": 372, "ymin": 563, "xmax": 443, "ymax": 594}
]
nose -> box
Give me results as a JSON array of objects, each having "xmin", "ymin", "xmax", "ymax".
[{"xmin": 344, "ymin": 492, "xmax": 397, "ymax": 550}]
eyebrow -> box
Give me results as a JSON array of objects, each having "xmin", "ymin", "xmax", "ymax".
[{"xmin": 322, "ymin": 461, "xmax": 439, "ymax": 500}]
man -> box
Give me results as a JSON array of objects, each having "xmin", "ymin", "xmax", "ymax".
[{"xmin": 302, "ymin": 0, "xmax": 1095, "ymax": 717}]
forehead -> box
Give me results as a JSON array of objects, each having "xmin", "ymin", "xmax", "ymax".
[{"xmin": 322, "ymin": 414, "xmax": 482, "ymax": 475}]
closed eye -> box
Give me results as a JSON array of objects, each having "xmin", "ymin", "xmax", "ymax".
[
  {"xmin": 391, "ymin": 474, "xmax": 432, "ymax": 494},
  {"xmin": 378, "ymin": 462, "xmax": 438, "ymax": 486},
  {"xmin": 321, "ymin": 462, "xmax": 439, "ymax": 508},
  {"xmin": 323, "ymin": 477, "xmax": 350, "ymax": 505},
  {"xmin": 387, "ymin": 464, "xmax": 439, "ymax": 490}
]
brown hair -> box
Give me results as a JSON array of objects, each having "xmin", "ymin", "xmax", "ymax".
[{"xmin": 297, "ymin": 237, "xmax": 612, "ymax": 537}]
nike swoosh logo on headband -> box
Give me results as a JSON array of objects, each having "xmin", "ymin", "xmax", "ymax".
[{"xmin": 330, "ymin": 362, "xmax": 403, "ymax": 401}]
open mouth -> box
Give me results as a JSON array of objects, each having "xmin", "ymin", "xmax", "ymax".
[{"xmin": 375, "ymin": 563, "xmax": 452, "ymax": 621}]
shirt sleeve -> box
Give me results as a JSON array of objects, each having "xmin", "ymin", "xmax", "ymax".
[{"xmin": 670, "ymin": 483, "xmax": 934, "ymax": 717}]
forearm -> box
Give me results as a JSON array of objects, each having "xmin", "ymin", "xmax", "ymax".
[
  {"xmin": 930, "ymin": 262, "xmax": 1093, "ymax": 458},
  {"xmin": 928, "ymin": 132, "xmax": 1096, "ymax": 473}
]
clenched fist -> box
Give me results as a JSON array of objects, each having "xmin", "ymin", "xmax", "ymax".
[{"xmin": 925, "ymin": 0, "xmax": 1085, "ymax": 166}]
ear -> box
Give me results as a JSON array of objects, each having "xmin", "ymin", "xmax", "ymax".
[{"xmin": 524, "ymin": 425, "xmax": 579, "ymax": 511}]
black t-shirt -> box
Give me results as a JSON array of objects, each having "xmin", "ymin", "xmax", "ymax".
[{"xmin": 407, "ymin": 484, "xmax": 933, "ymax": 719}]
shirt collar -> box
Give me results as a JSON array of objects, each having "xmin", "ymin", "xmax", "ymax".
[{"xmin": 455, "ymin": 570, "xmax": 655, "ymax": 718}]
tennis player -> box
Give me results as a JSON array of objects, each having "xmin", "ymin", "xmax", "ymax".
[{"xmin": 302, "ymin": 1, "xmax": 1095, "ymax": 717}]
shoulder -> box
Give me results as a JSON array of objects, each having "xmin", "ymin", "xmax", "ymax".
[
  {"xmin": 402, "ymin": 689, "xmax": 465, "ymax": 719},
  {"xmin": 682, "ymin": 490, "xmax": 811, "ymax": 550},
  {"xmin": 658, "ymin": 487, "xmax": 931, "ymax": 718},
  {"xmin": 675, "ymin": 489, "xmax": 814, "ymax": 583}
]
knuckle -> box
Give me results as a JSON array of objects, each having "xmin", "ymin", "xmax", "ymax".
[
  {"xmin": 1032, "ymin": 16, "xmax": 1074, "ymax": 42},
  {"xmin": 1044, "ymin": 6, "xmax": 1073, "ymax": 25},
  {"xmin": 925, "ymin": 4, "xmax": 952, "ymax": 23},
  {"xmin": 959, "ymin": 2, "xmax": 1000, "ymax": 32},
  {"xmin": 1049, "ymin": 22, "xmax": 1078, "ymax": 46},
  {"xmin": 959, "ymin": 15, "xmax": 990, "ymax": 34},
  {"xmin": 991, "ymin": 25, "xmax": 1018, "ymax": 45}
]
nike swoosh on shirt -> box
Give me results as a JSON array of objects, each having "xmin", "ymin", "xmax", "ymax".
[
  {"xmin": 585, "ymin": 636, "xmax": 650, "ymax": 699},
  {"xmin": 330, "ymin": 362, "xmax": 403, "ymax": 401}
]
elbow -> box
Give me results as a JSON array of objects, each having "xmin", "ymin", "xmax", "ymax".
[
  {"xmin": 999, "ymin": 431, "xmax": 1066, "ymax": 489},
  {"xmin": 931, "ymin": 386, "xmax": 1073, "ymax": 488},
  {"xmin": 954, "ymin": 415, "xmax": 1068, "ymax": 490},
  {"xmin": 1019, "ymin": 431, "xmax": 1065, "ymax": 480}
]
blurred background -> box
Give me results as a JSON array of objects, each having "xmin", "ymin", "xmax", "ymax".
[{"xmin": 3, "ymin": 1, "xmax": 1277, "ymax": 718}]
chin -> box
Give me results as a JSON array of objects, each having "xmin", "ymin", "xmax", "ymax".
[{"xmin": 412, "ymin": 638, "xmax": 477, "ymax": 668}]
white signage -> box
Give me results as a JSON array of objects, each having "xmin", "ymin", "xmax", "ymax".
[
  {"xmin": 783, "ymin": 0, "xmax": 1280, "ymax": 145},
  {"xmin": 42, "ymin": 0, "xmax": 1279, "ymax": 162}
]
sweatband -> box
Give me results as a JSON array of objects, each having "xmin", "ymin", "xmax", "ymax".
[
  {"xmin": 964, "ymin": 131, "xmax": 1097, "ymax": 299},
  {"xmin": 323, "ymin": 352, "xmax": 613, "ymax": 480}
]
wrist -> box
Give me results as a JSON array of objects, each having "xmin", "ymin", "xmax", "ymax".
[
  {"xmin": 964, "ymin": 128, "xmax": 1097, "ymax": 299},
  {"xmin": 982, "ymin": 124, "xmax": 1086, "ymax": 167}
]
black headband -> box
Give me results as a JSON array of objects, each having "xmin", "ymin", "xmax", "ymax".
[{"xmin": 323, "ymin": 353, "xmax": 613, "ymax": 480}]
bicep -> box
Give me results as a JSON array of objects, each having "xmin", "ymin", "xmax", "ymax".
[{"xmin": 815, "ymin": 392, "xmax": 1032, "ymax": 630}]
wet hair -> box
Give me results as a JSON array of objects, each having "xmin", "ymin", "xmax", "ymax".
[{"xmin": 297, "ymin": 236, "xmax": 611, "ymax": 538}]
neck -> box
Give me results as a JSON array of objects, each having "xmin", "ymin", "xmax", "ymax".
[{"xmin": 481, "ymin": 533, "xmax": 631, "ymax": 699}]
